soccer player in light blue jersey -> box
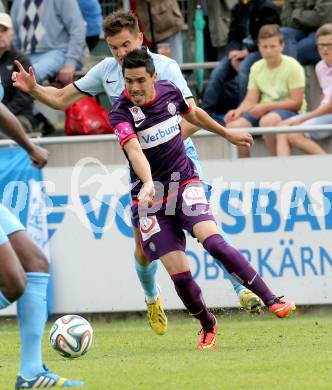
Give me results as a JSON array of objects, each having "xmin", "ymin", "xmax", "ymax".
[
  {"xmin": 0, "ymin": 102, "xmax": 83, "ymax": 388},
  {"xmin": 12, "ymin": 10, "xmax": 262, "ymax": 336}
]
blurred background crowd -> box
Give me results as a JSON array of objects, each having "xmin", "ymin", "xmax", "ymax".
[{"xmin": 0, "ymin": 0, "xmax": 331, "ymax": 158}]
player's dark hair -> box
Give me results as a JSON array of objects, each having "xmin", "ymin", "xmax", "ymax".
[
  {"xmin": 103, "ymin": 10, "xmax": 139, "ymax": 37},
  {"xmin": 258, "ymin": 24, "xmax": 283, "ymax": 43},
  {"xmin": 122, "ymin": 49, "xmax": 155, "ymax": 76}
]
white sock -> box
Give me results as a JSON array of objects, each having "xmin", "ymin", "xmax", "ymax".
[{"xmin": 146, "ymin": 294, "xmax": 159, "ymax": 304}]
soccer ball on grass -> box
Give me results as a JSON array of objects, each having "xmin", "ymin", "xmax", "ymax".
[{"xmin": 49, "ymin": 315, "xmax": 93, "ymax": 358}]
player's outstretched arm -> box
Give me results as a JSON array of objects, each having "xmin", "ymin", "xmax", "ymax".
[
  {"xmin": 184, "ymin": 106, "xmax": 254, "ymax": 148},
  {"xmin": 11, "ymin": 60, "xmax": 84, "ymax": 110},
  {"xmin": 0, "ymin": 103, "xmax": 48, "ymax": 168},
  {"xmin": 123, "ymin": 138, "xmax": 155, "ymax": 207},
  {"xmin": 180, "ymin": 98, "xmax": 200, "ymax": 139}
]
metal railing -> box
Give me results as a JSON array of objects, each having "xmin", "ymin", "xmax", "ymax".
[
  {"xmin": 180, "ymin": 62, "xmax": 218, "ymax": 70},
  {"xmin": 0, "ymin": 124, "xmax": 331, "ymax": 147}
]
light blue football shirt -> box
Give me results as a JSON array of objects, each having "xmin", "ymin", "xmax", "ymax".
[{"xmin": 74, "ymin": 51, "xmax": 192, "ymax": 104}]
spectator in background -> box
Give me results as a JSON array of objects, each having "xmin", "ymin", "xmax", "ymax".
[
  {"xmin": 77, "ymin": 0, "xmax": 102, "ymax": 52},
  {"xmin": 225, "ymin": 25, "xmax": 306, "ymax": 158},
  {"xmin": 11, "ymin": 0, "xmax": 86, "ymax": 86},
  {"xmin": 0, "ymin": 13, "xmax": 35, "ymax": 134},
  {"xmin": 281, "ymin": 0, "xmax": 332, "ymax": 66},
  {"xmin": 202, "ymin": 0, "xmax": 280, "ymax": 117},
  {"xmin": 276, "ymin": 23, "xmax": 332, "ymax": 155},
  {"xmin": 202, "ymin": 0, "xmax": 237, "ymax": 61},
  {"xmin": 0, "ymin": 1, "xmax": 4, "ymax": 12},
  {"xmin": 135, "ymin": 0, "xmax": 186, "ymax": 64}
]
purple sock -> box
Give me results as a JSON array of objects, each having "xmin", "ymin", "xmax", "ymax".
[
  {"xmin": 171, "ymin": 271, "xmax": 215, "ymax": 331},
  {"xmin": 203, "ymin": 234, "xmax": 276, "ymax": 305}
]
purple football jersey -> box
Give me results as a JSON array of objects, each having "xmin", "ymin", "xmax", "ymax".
[{"xmin": 109, "ymin": 80, "xmax": 199, "ymax": 202}]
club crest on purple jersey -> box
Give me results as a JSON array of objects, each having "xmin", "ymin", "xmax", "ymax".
[{"xmin": 167, "ymin": 102, "xmax": 176, "ymax": 115}]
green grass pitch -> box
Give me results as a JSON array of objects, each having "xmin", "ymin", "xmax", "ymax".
[{"xmin": 0, "ymin": 310, "xmax": 331, "ymax": 389}]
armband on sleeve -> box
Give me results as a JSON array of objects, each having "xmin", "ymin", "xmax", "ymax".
[{"xmin": 114, "ymin": 122, "xmax": 137, "ymax": 148}]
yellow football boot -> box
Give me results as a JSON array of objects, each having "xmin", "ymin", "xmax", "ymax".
[
  {"xmin": 146, "ymin": 295, "xmax": 168, "ymax": 335},
  {"xmin": 239, "ymin": 290, "xmax": 263, "ymax": 314}
]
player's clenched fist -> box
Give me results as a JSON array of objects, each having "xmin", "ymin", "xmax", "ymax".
[
  {"xmin": 138, "ymin": 181, "xmax": 155, "ymax": 208},
  {"xmin": 225, "ymin": 130, "xmax": 254, "ymax": 148},
  {"xmin": 29, "ymin": 145, "xmax": 49, "ymax": 169}
]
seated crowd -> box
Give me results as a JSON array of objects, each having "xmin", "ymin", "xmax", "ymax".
[
  {"xmin": 0, "ymin": 0, "xmax": 102, "ymax": 136},
  {"xmin": 202, "ymin": 0, "xmax": 332, "ymax": 157},
  {"xmin": 0, "ymin": 0, "xmax": 331, "ymax": 159},
  {"xmin": 225, "ymin": 23, "xmax": 332, "ymax": 157}
]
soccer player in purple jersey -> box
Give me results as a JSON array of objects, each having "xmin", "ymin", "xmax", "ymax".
[
  {"xmin": 12, "ymin": 10, "xmax": 263, "ymax": 336},
  {"xmin": 0, "ymin": 102, "xmax": 83, "ymax": 388},
  {"xmin": 109, "ymin": 49, "xmax": 296, "ymax": 349}
]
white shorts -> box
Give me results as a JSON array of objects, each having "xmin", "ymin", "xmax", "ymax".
[{"xmin": 292, "ymin": 113, "xmax": 332, "ymax": 141}]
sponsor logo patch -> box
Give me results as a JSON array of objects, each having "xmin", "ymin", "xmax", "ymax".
[
  {"xmin": 135, "ymin": 119, "xmax": 145, "ymax": 127},
  {"xmin": 137, "ymin": 116, "xmax": 180, "ymax": 149},
  {"xmin": 182, "ymin": 186, "xmax": 208, "ymax": 206},
  {"xmin": 139, "ymin": 216, "xmax": 161, "ymax": 241},
  {"xmin": 129, "ymin": 106, "xmax": 146, "ymax": 122}
]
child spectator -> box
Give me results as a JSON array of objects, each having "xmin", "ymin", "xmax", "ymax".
[
  {"xmin": 225, "ymin": 24, "xmax": 306, "ymax": 157},
  {"xmin": 276, "ymin": 23, "xmax": 332, "ymax": 155},
  {"xmin": 201, "ymin": 0, "xmax": 280, "ymax": 117}
]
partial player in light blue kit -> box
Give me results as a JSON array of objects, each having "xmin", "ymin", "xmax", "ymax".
[
  {"xmin": 12, "ymin": 10, "xmax": 262, "ymax": 336},
  {"xmin": 0, "ymin": 103, "xmax": 83, "ymax": 388}
]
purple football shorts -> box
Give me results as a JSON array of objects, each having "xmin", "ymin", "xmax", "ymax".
[{"xmin": 132, "ymin": 183, "xmax": 216, "ymax": 261}]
